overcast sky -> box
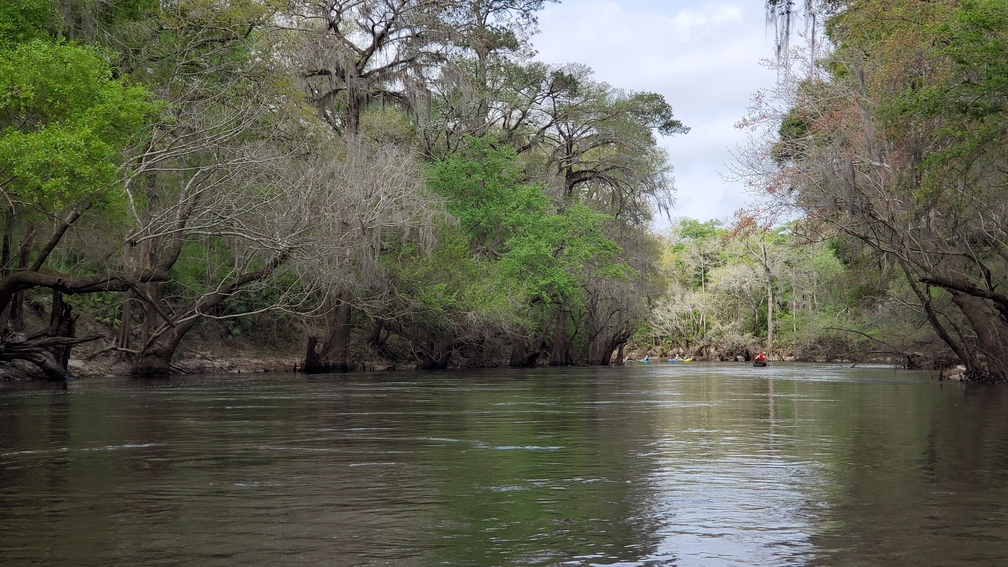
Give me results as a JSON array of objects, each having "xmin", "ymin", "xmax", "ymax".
[{"xmin": 531, "ymin": 0, "xmax": 779, "ymax": 228}]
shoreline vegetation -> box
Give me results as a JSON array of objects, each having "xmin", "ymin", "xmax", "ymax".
[
  {"xmin": 3, "ymin": 1, "xmax": 1007, "ymax": 384},
  {"xmin": 0, "ymin": 309, "xmax": 955, "ymax": 382},
  {"xmin": 0, "ymin": 344, "xmax": 950, "ymax": 383}
]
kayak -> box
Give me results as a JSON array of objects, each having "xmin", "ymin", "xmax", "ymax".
[{"xmin": 753, "ymin": 361, "xmax": 768, "ymax": 367}]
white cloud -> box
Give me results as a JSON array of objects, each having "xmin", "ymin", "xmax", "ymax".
[{"xmin": 531, "ymin": 0, "xmax": 778, "ymax": 227}]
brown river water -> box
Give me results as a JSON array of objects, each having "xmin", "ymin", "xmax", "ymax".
[{"xmin": 2, "ymin": 362, "xmax": 1007, "ymax": 566}]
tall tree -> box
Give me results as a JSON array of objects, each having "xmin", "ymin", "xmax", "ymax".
[
  {"xmin": 515, "ymin": 64, "xmax": 688, "ymax": 224},
  {"xmin": 0, "ymin": 6, "xmax": 158, "ymax": 378},
  {"xmin": 103, "ymin": 0, "xmax": 317, "ymax": 376},
  {"xmin": 745, "ymin": 0, "xmax": 1008, "ymax": 380},
  {"xmin": 414, "ymin": 136, "xmax": 633, "ymax": 367},
  {"xmin": 732, "ymin": 217, "xmax": 787, "ymax": 355},
  {"xmin": 295, "ymin": 138, "xmax": 447, "ymax": 372},
  {"xmin": 292, "ymin": 0, "xmax": 452, "ymax": 138},
  {"xmin": 420, "ymin": 0, "xmax": 554, "ymax": 153},
  {"xmin": 287, "ymin": 0, "xmax": 459, "ymax": 371}
]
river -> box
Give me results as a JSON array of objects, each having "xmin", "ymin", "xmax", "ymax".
[{"xmin": 2, "ymin": 362, "xmax": 1007, "ymax": 566}]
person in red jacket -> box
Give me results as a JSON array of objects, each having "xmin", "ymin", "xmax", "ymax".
[{"xmin": 754, "ymin": 351, "xmax": 767, "ymax": 363}]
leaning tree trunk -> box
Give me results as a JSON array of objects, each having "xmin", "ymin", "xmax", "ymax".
[
  {"xmin": 131, "ymin": 254, "xmax": 287, "ymax": 377},
  {"xmin": 132, "ymin": 297, "xmax": 197, "ymax": 378},
  {"xmin": 949, "ymin": 291, "xmax": 1008, "ymax": 380},
  {"xmin": 597, "ymin": 331, "xmax": 630, "ymax": 366},
  {"xmin": 132, "ymin": 338, "xmax": 177, "ymax": 378}
]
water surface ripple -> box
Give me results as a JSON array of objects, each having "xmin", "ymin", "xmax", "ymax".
[{"xmin": 2, "ymin": 363, "xmax": 1007, "ymax": 566}]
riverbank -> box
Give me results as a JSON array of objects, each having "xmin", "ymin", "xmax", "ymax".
[
  {"xmin": 0, "ymin": 314, "xmax": 956, "ymax": 382},
  {"xmin": 1, "ymin": 345, "xmax": 300, "ymax": 382}
]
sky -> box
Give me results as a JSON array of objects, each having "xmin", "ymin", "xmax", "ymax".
[{"xmin": 530, "ymin": 0, "xmax": 780, "ymax": 228}]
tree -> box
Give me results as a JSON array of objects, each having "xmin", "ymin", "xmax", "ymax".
[
  {"xmin": 731, "ymin": 217, "xmax": 787, "ymax": 354},
  {"xmin": 420, "ymin": 0, "xmax": 555, "ymax": 155},
  {"xmin": 500, "ymin": 202, "xmax": 629, "ymax": 365},
  {"xmin": 416, "ymin": 136, "xmax": 633, "ymax": 367},
  {"xmin": 650, "ymin": 215, "xmax": 867, "ymax": 361},
  {"xmin": 295, "ymin": 139, "xmax": 447, "ymax": 372},
  {"xmin": 515, "ymin": 64, "xmax": 688, "ymax": 224},
  {"xmin": 286, "ymin": 0, "xmax": 463, "ymax": 372},
  {"xmin": 478, "ymin": 65, "xmax": 687, "ymax": 362},
  {"xmin": 379, "ymin": 230, "xmax": 515, "ymax": 369},
  {"xmin": 291, "ymin": 0, "xmax": 453, "ymax": 138},
  {"xmin": 0, "ymin": 13, "xmax": 158, "ymax": 378},
  {"xmin": 743, "ymin": 0, "xmax": 1008, "ymax": 380},
  {"xmin": 92, "ymin": 0, "xmax": 325, "ymax": 377}
]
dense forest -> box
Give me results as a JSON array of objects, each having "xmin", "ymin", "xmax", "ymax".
[{"xmin": 1, "ymin": 0, "xmax": 1005, "ymax": 381}]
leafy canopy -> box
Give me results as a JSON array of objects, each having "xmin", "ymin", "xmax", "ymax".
[
  {"xmin": 429, "ymin": 136, "xmax": 632, "ymax": 308},
  {"xmin": 0, "ymin": 39, "xmax": 157, "ymax": 209}
]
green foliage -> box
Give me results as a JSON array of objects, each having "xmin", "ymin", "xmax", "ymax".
[
  {"xmin": 0, "ymin": 0, "xmax": 54, "ymax": 46},
  {"xmin": 500, "ymin": 202, "xmax": 626, "ymax": 306},
  {"xmin": 427, "ymin": 137, "xmax": 546, "ymax": 253},
  {"xmin": 0, "ymin": 0, "xmax": 677, "ymax": 372},
  {"xmin": 677, "ymin": 218, "xmax": 723, "ymax": 241},
  {"xmin": 381, "ymin": 135, "xmax": 636, "ymax": 364},
  {"xmin": 773, "ymin": 107, "xmax": 811, "ymax": 164},
  {"xmin": 0, "ymin": 39, "xmax": 157, "ymax": 210},
  {"xmin": 624, "ymin": 91, "xmax": 690, "ymax": 137},
  {"xmin": 651, "ymin": 218, "xmax": 888, "ymax": 359},
  {"xmin": 390, "ymin": 230, "xmax": 515, "ymax": 330},
  {"xmin": 913, "ymin": 0, "xmax": 1008, "ymax": 189},
  {"xmin": 429, "ymin": 136, "xmax": 629, "ymax": 308}
]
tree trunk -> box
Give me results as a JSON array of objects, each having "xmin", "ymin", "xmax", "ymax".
[
  {"xmin": 0, "ymin": 290, "xmax": 79, "ymax": 381},
  {"xmin": 138, "ymin": 282, "xmax": 159, "ymax": 348},
  {"xmin": 950, "ymin": 291, "xmax": 1008, "ymax": 380},
  {"xmin": 305, "ymin": 297, "xmax": 352, "ymax": 373},
  {"xmin": 47, "ymin": 290, "xmax": 75, "ymax": 369},
  {"xmin": 327, "ymin": 299, "xmax": 352, "ymax": 371},
  {"xmin": 766, "ymin": 276, "xmax": 774, "ymax": 354},
  {"xmin": 1, "ymin": 207, "xmax": 11, "ymax": 277},
  {"xmin": 597, "ymin": 340, "xmax": 617, "ymax": 366},
  {"xmin": 510, "ymin": 337, "xmax": 544, "ymax": 367},
  {"xmin": 550, "ymin": 307, "xmax": 569, "ymax": 366},
  {"xmin": 116, "ymin": 290, "xmax": 133, "ymax": 354},
  {"xmin": 302, "ymin": 336, "xmax": 322, "ymax": 373},
  {"xmin": 420, "ymin": 342, "xmax": 450, "ymax": 370},
  {"xmin": 597, "ymin": 329, "xmax": 632, "ymax": 366},
  {"xmin": 131, "ymin": 253, "xmax": 287, "ymax": 377},
  {"xmin": 368, "ymin": 319, "xmax": 386, "ymax": 346},
  {"xmin": 7, "ymin": 226, "xmax": 36, "ymax": 331},
  {"xmin": 0, "ymin": 339, "xmax": 72, "ymax": 381},
  {"xmin": 132, "ymin": 340, "xmax": 175, "ymax": 378},
  {"xmin": 763, "ymin": 242, "xmax": 774, "ymax": 355}
]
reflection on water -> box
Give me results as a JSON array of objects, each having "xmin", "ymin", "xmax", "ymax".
[{"xmin": 2, "ymin": 363, "xmax": 1008, "ymax": 566}]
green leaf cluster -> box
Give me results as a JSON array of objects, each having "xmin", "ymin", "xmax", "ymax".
[
  {"xmin": 0, "ymin": 0, "xmax": 55, "ymax": 46},
  {"xmin": 0, "ymin": 39, "xmax": 157, "ymax": 210},
  {"xmin": 429, "ymin": 137, "xmax": 630, "ymax": 311}
]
